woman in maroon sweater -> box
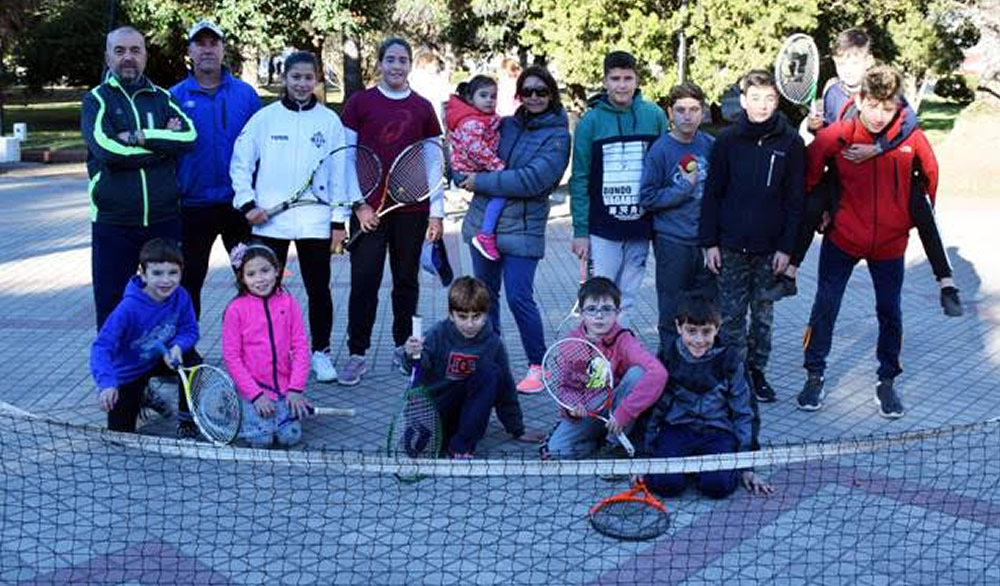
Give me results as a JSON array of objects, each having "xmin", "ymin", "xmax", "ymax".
[{"xmin": 336, "ymin": 37, "xmax": 444, "ymax": 386}]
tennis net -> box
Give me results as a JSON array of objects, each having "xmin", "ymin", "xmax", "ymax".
[{"xmin": 2, "ymin": 410, "xmax": 999, "ymax": 585}]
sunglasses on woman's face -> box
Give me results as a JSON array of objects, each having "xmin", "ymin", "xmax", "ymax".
[{"xmin": 520, "ymin": 86, "xmax": 550, "ymax": 98}]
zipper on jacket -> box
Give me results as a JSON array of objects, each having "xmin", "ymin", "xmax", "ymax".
[
  {"xmin": 766, "ymin": 153, "xmax": 776, "ymax": 188},
  {"xmin": 262, "ymin": 297, "xmax": 280, "ymax": 391},
  {"xmin": 118, "ymin": 83, "xmax": 153, "ymax": 226},
  {"xmin": 871, "ymin": 161, "xmax": 879, "ymax": 257}
]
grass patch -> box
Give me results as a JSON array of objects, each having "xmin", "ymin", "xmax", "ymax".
[{"xmin": 919, "ymin": 95, "xmax": 968, "ymax": 147}]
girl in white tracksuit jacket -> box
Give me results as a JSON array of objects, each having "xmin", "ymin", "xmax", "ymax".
[{"xmin": 230, "ymin": 51, "xmax": 358, "ymax": 382}]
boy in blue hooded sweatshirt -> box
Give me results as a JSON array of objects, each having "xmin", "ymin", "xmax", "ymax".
[
  {"xmin": 91, "ymin": 238, "xmax": 199, "ymax": 433},
  {"xmin": 569, "ymin": 51, "xmax": 668, "ymax": 328},
  {"xmin": 698, "ymin": 69, "xmax": 804, "ymax": 404}
]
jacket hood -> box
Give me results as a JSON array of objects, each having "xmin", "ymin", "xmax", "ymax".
[
  {"xmin": 586, "ymin": 89, "xmax": 648, "ymax": 113},
  {"xmin": 445, "ymin": 94, "xmax": 488, "ymax": 131}
]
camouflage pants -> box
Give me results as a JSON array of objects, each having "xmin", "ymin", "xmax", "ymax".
[{"xmin": 717, "ymin": 248, "xmax": 775, "ymax": 371}]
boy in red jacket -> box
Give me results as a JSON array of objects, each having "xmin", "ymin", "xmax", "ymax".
[{"xmin": 797, "ymin": 65, "xmax": 939, "ymax": 418}]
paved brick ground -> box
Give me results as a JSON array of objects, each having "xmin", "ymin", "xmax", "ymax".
[{"xmin": 1, "ymin": 162, "xmax": 998, "ymax": 584}]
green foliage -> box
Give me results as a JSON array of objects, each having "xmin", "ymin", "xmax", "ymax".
[
  {"xmin": 17, "ymin": 0, "xmax": 107, "ymax": 90},
  {"xmin": 935, "ymin": 74, "xmax": 976, "ymax": 103}
]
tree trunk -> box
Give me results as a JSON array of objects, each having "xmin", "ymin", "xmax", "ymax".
[{"xmin": 342, "ymin": 32, "xmax": 364, "ymax": 101}]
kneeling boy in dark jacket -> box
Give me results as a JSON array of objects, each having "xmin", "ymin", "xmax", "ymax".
[{"xmin": 645, "ymin": 294, "xmax": 773, "ymax": 498}]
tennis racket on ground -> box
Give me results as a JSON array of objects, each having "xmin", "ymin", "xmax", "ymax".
[
  {"xmin": 542, "ymin": 337, "xmax": 636, "ymax": 457},
  {"xmin": 775, "ymin": 33, "xmax": 820, "ymax": 110},
  {"xmin": 385, "ymin": 317, "xmax": 442, "ymax": 462},
  {"xmin": 344, "ymin": 138, "xmax": 446, "ymax": 253},
  {"xmin": 589, "ymin": 478, "xmax": 669, "ymax": 541},
  {"xmin": 265, "ymin": 144, "xmax": 382, "ymax": 218},
  {"xmin": 155, "ymin": 343, "xmax": 242, "ymax": 446}
]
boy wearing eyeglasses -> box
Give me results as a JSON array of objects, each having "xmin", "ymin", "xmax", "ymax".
[{"xmin": 544, "ymin": 277, "xmax": 667, "ymax": 459}]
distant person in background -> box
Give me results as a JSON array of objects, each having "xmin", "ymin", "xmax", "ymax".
[
  {"xmin": 409, "ymin": 49, "xmax": 449, "ymax": 127},
  {"xmin": 171, "ymin": 19, "xmax": 260, "ymax": 320},
  {"xmin": 496, "ymin": 58, "xmax": 522, "ymax": 117},
  {"xmin": 81, "ymin": 26, "xmax": 196, "ymax": 330}
]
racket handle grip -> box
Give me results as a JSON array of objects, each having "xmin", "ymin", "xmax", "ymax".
[{"xmin": 411, "ymin": 316, "xmax": 422, "ymax": 360}]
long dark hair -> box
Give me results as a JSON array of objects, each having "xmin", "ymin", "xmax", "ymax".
[{"xmin": 516, "ymin": 65, "xmax": 562, "ymax": 114}]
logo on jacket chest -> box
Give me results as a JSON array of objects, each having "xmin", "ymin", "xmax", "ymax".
[
  {"xmin": 446, "ymin": 352, "xmax": 478, "ymax": 379},
  {"xmin": 311, "ymin": 132, "xmax": 326, "ymax": 149}
]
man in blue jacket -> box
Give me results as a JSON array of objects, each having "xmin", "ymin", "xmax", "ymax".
[
  {"xmin": 171, "ymin": 20, "xmax": 261, "ymax": 319},
  {"xmin": 81, "ymin": 26, "xmax": 197, "ymax": 330}
]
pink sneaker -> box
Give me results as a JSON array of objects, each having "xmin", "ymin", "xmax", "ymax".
[
  {"xmin": 472, "ymin": 232, "xmax": 501, "ymax": 261},
  {"xmin": 516, "ymin": 364, "xmax": 544, "ymax": 394}
]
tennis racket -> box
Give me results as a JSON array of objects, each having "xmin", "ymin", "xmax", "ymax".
[
  {"xmin": 775, "ymin": 33, "xmax": 820, "ymax": 111},
  {"xmin": 156, "ymin": 343, "xmax": 242, "ymax": 446},
  {"xmin": 344, "ymin": 138, "xmax": 447, "ymax": 252},
  {"xmin": 589, "ymin": 478, "xmax": 669, "ymax": 541},
  {"xmin": 276, "ymin": 404, "xmax": 356, "ymax": 427},
  {"xmin": 385, "ymin": 317, "xmax": 443, "ymax": 465},
  {"xmin": 541, "ymin": 337, "xmax": 636, "ymax": 457},
  {"xmin": 265, "ymin": 144, "xmax": 382, "ymax": 218}
]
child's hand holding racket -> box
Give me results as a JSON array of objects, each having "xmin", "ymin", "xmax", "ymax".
[
  {"xmin": 252, "ymin": 395, "xmax": 276, "ymax": 418},
  {"xmin": 162, "ymin": 344, "xmax": 183, "ymax": 368},
  {"xmin": 245, "ymin": 207, "xmax": 269, "ymax": 226},
  {"xmin": 355, "ymin": 202, "xmax": 378, "ymax": 232},
  {"xmin": 606, "ymin": 413, "xmax": 624, "ymax": 436},
  {"xmin": 404, "ymin": 335, "xmax": 423, "ymax": 360}
]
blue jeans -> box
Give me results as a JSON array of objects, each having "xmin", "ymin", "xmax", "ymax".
[
  {"xmin": 804, "ymin": 238, "xmax": 904, "ymax": 380},
  {"xmin": 652, "ymin": 235, "xmax": 716, "ymax": 356},
  {"xmin": 645, "ymin": 424, "xmax": 740, "ymax": 499},
  {"xmin": 240, "ymin": 395, "xmax": 303, "ymax": 448},
  {"xmin": 434, "ymin": 362, "xmax": 502, "ymax": 455},
  {"xmin": 470, "ymin": 248, "xmax": 546, "ymax": 365},
  {"xmin": 546, "ymin": 366, "xmax": 644, "ymax": 459},
  {"xmin": 589, "ymin": 235, "xmax": 649, "ymax": 329}
]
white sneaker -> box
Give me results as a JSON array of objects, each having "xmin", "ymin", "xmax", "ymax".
[{"xmin": 311, "ymin": 350, "xmax": 338, "ymax": 383}]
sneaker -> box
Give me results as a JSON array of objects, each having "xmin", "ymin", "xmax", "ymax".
[
  {"xmin": 759, "ymin": 275, "xmax": 798, "ymax": 302},
  {"xmin": 176, "ymin": 419, "xmax": 199, "ymax": 440},
  {"xmin": 796, "ymin": 373, "xmax": 826, "ymax": 411},
  {"xmin": 338, "ymin": 355, "xmax": 367, "ymax": 386},
  {"xmin": 472, "ymin": 232, "xmax": 501, "ymax": 262},
  {"xmin": 311, "ymin": 349, "xmax": 338, "ymax": 383},
  {"xmin": 516, "ymin": 364, "xmax": 544, "ymax": 394},
  {"xmin": 940, "ymin": 286, "xmax": 963, "ymax": 317},
  {"xmin": 749, "ymin": 367, "xmax": 777, "ymax": 403},
  {"xmin": 392, "ymin": 346, "xmax": 410, "ymax": 376},
  {"xmin": 140, "ymin": 384, "xmax": 175, "ymax": 422},
  {"xmin": 875, "ymin": 378, "xmax": 904, "ymax": 418}
]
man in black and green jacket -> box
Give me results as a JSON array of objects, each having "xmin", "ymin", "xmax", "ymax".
[{"xmin": 81, "ymin": 26, "xmax": 197, "ymax": 329}]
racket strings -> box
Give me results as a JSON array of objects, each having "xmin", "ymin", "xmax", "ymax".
[
  {"xmin": 386, "ymin": 142, "xmax": 445, "ymax": 204},
  {"xmin": 387, "ymin": 392, "xmax": 441, "ymax": 459},
  {"xmin": 544, "ymin": 344, "xmax": 612, "ymax": 414},
  {"xmin": 776, "ymin": 36, "xmax": 819, "ymax": 104},
  {"xmin": 189, "ymin": 368, "xmax": 241, "ymax": 440},
  {"xmin": 589, "ymin": 498, "xmax": 670, "ymax": 541}
]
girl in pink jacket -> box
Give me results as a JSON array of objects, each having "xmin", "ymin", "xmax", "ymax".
[
  {"xmin": 446, "ymin": 75, "xmax": 506, "ymax": 262},
  {"xmin": 222, "ymin": 243, "xmax": 312, "ymax": 448}
]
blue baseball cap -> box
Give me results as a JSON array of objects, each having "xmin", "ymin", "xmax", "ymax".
[{"xmin": 420, "ymin": 240, "xmax": 454, "ymax": 287}]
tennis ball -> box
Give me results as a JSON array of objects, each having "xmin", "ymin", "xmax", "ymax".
[{"xmin": 679, "ymin": 154, "xmax": 698, "ymax": 173}]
